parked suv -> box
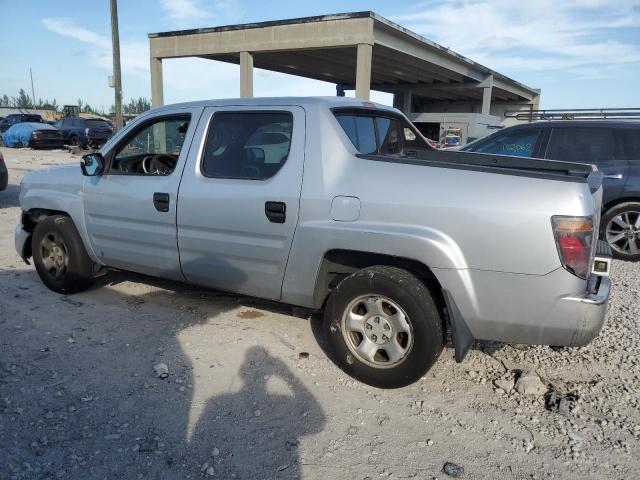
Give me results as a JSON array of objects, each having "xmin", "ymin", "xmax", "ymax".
[
  {"xmin": 0, "ymin": 113, "xmax": 45, "ymax": 133},
  {"xmin": 54, "ymin": 117, "xmax": 114, "ymax": 148},
  {"xmin": 16, "ymin": 98, "xmax": 611, "ymax": 388},
  {"xmin": 461, "ymin": 121, "xmax": 640, "ymax": 261}
]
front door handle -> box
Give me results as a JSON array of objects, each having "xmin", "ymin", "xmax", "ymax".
[
  {"xmin": 153, "ymin": 192, "xmax": 170, "ymax": 212},
  {"xmin": 265, "ymin": 201, "xmax": 286, "ymax": 223},
  {"xmin": 604, "ymin": 174, "xmax": 623, "ymax": 180}
]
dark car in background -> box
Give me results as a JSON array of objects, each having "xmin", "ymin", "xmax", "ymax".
[
  {"xmin": 54, "ymin": 117, "xmax": 114, "ymax": 148},
  {"xmin": 461, "ymin": 120, "xmax": 640, "ymax": 260},
  {"xmin": 1, "ymin": 123, "xmax": 64, "ymax": 149},
  {"xmin": 0, "ymin": 151, "xmax": 7, "ymax": 191},
  {"xmin": 0, "ymin": 113, "xmax": 46, "ymax": 133}
]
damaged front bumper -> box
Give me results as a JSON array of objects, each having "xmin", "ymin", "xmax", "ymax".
[{"xmin": 15, "ymin": 224, "xmax": 31, "ymax": 263}]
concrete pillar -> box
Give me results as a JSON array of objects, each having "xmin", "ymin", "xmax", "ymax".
[
  {"xmin": 355, "ymin": 43, "xmax": 372, "ymax": 100},
  {"xmin": 150, "ymin": 57, "xmax": 164, "ymax": 108},
  {"xmin": 240, "ymin": 51, "xmax": 254, "ymax": 98},
  {"xmin": 480, "ymin": 75, "xmax": 493, "ymax": 115},
  {"xmin": 402, "ymin": 90, "xmax": 413, "ymax": 114}
]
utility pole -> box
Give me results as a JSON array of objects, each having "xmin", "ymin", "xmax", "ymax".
[
  {"xmin": 29, "ymin": 68, "xmax": 36, "ymax": 108},
  {"xmin": 110, "ymin": 0, "xmax": 123, "ymax": 131}
]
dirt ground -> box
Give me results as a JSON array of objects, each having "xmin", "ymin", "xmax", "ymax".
[{"xmin": 1, "ymin": 146, "xmax": 639, "ymax": 480}]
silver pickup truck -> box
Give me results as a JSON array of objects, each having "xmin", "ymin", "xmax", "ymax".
[{"xmin": 15, "ymin": 97, "xmax": 612, "ymax": 388}]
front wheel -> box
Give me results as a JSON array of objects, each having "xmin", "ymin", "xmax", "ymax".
[
  {"xmin": 601, "ymin": 202, "xmax": 640, "ymax": 261},
  {"xmin": 32, "ymin": 215, "xmax": 95, "ymax": 294},
  {"xmin": 324, "ymin": 266, "xmax": 444, "ymax": 388}
]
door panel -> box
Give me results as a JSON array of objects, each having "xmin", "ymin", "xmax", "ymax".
[
  {"xmin": 83, "ymin": 108, "xmax": 201, "ymax": 279},
  {"xmin": 617, "ymin": 128, "xmax": 640, "ymax": 200},
  {"xmin": 545, "ymin": 127, "xmax": 629, "ymax": 207},
  {"xmin": 177, "ymin": 106, "xmax": 305, "ymax": 300}
]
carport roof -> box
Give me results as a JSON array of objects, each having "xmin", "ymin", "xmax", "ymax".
[{"xmin": 149, "ymin": 11, "xmax": 539, "ymax": 102}]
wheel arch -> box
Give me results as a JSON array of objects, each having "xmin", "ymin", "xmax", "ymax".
[
  {"xmin": 312, "ymin": 249, "xmax": 476, "ymax": 362},
  {"xmin": 19, "ymin": 208, "xmax": 72, "ymax": 260},
  {"xmin": 601, "ymin": 197, "xmax": 640, "ymax": 214},
  {"xmin": 312, "ymin": 249, "xmax": 446, "ymax": 314}
]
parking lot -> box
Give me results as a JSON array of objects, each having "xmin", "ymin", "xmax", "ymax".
[{"xmin": 1, "ymin": 147, "xmax": 639, "ymax": 480}]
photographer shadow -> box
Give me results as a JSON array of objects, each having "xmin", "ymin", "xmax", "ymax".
[{"xmin": 188, "ymin": 346, "xmax": 325, "ymax": 479}]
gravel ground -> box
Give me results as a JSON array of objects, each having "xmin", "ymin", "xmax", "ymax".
[{"xmin": 0, "ymin": 147, "xmax": 638, "ymax": 480}]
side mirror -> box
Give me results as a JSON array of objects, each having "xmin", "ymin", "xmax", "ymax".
[{"xmin": 81, "ymin": 153, "xmax": 104, "ymax": 176}]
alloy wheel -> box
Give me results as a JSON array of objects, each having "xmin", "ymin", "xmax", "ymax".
[
  {"xmin": 606, "ymin": 210, "xmax": 640, "ymax": 256},
  {"xmin": 341, "ymin": 295, "xmax": 414, "ymax": 369},
  {"xmin": 40, "ymin": 232, "xmax": 69, "ymax": 279}
]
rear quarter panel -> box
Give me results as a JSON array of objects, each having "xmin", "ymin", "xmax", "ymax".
[{"xmin": 281, "ymin": 107, "xmax": 595, "ymax": 307}]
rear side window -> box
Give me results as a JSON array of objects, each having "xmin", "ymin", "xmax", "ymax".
[
  {"xmin": 473, "ymin": 129, "xmax": 540, "ymax": 158},
  {"xmin": 546, "ymin": 128, "xmax": 617, "ymax": 164},
  {"xmin": 335, "ymin": 113, "xmax": 428, "ymax": 155},
  {"xmin": 201, "ymin": 111, "xmax": 293, "ymax": 179},
  {"xmin": 336, "ymin": 116, "xmax": 377, "ymax": 154},
  {"xmin": 618, "ymin": 129, "xmax": 640, "ymax": 160}
]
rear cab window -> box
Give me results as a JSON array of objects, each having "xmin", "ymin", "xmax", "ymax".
[
  {"xmin": 85, "ymin": 119, "xmax": 111, "ymax": 128},
  {"xmin": 334, "ymin": 108, "xmax": 430, "ymax": 157}
]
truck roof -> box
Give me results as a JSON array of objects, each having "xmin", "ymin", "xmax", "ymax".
[{"xmin": 152, "ymin": 96, "xmax": 398, "ymax": 114}]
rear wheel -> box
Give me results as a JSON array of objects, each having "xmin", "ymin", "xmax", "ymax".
[
  {"xmin": 69, "ymin": 135, "xmax": 81, "ymax": 148},
  {"xmin": 601, "ymin": 202, "xmax": 640, "ymax": 261},
  {"xmin": 32, "ymin": 215, "xmax": 95, "ymax": 293},
  {"xmin": 324, "ymin": 266, "xmax": 444, "ymax": 388}
]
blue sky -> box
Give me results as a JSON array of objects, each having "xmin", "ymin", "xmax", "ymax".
[{"xmin": 1, "ymin": 0, "xmax": 639, "ymax": 111}]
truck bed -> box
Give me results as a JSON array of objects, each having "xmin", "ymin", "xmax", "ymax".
[{"xmin": 358, "ymin": 148, "xmax": 599, "ymax": 185}]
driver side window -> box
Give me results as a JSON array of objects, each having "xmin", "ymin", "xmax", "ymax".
[{"xmin": 110, "ymin": 115, "xmax": 191, "ymax": 175}]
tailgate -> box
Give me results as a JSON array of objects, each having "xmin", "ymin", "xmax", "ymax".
[{"xmin": 587, "ymin": 170, "xmax": 604, "ymax": 271}]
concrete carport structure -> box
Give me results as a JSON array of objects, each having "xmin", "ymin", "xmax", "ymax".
[{"xmin": 148, "ymin": 12, "xmax": 540, "ymax": 127}]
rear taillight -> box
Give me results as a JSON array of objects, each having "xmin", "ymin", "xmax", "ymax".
[{"xmin": 552, "ymin": 216, "xmax": 594, "ymax": 279}]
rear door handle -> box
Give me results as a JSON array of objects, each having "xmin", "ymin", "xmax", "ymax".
[
  {"xmin": 153, "ymin": 192, "xmax": 170, "ymax": 212},
  {"xmin": 265, "ymin": 201, "xmax": 286, "ymax": 223},
  {"xmin": 603, "ymin": 174, "xmax": 623, "ymax": 180}
]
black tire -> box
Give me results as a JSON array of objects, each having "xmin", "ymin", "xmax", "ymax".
[
  {"xmin": 69, "ymin": 135, "xmax": 81, "ymax": 148},
  {"xmin": 32, "ymin": 215, "xmax": 95, "ymax": 294},
  {"xmin": 600, "ymin": 202, "xmax": 640, "ymax": 261},
  {"xmin": 324, "ymin": 266, "xmax": 443, "ymax": 388}
]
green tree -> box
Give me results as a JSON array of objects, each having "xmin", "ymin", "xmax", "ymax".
[{"xmin": 13, "ymin": 89, "xmax": 33, "ymax": 109}]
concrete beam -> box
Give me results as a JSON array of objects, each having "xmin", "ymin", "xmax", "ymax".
[
  {"xmin": 149, "ymin": 17, "xmax": 374, "ymax": 59},
  {"xmin": 150, "ymin": 57, "xmax": 164, "ymax": 107},
  {"xmin": 240, "ymin": 51, "xmax": 254, "ymax": 98},
  {"xmin": 373, "ymin": 28, "xmax": 485, "ymax": 82},
  {"xmin": 372, "ymin": 45, "xmax": 463, "ymax": 83},
  {"xmin": 492, "ymin": 78, "xmax": 535, "ymax": 101},
  {"xmin": 355, "ymin": 43, "xmax": 372, "ymax": 100}
]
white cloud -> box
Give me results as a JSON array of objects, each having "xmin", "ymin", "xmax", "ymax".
[
  {"xmin": 42, "ymin": 17, "xmax": 148, "ymax": 76},
  {"xmin": 42, "ymin": 18, "xmax": 110, "ymax": 50},
  {"xmin": 160, "ymin": 0, "xmax": 211, "ymax": 25},
  {"xmin": 41, "ymin": 17, "xmax": 240, "ymax": 100},
  {"xmin": 160, "ymin": 0, "xmax": 243, "ymax": 28},
  {"xmin": 393, "ymin": 0, "xmax": 640, "ymax": 77}
]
